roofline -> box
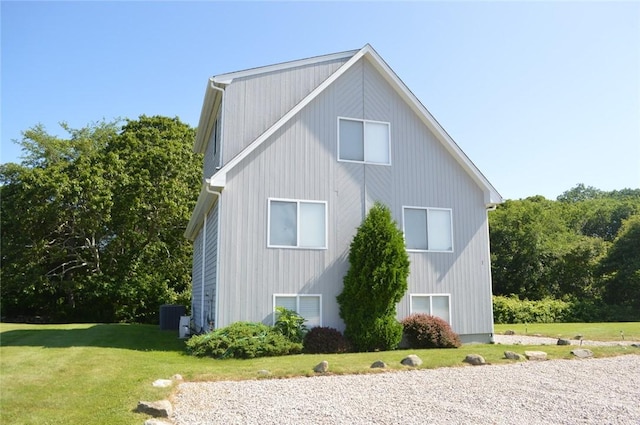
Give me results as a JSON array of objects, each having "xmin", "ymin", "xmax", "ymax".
[{"xmin": 212, "ymin": 48, "xmax": 360, "ymax": 85}]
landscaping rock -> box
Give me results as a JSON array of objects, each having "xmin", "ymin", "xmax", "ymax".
[
  {"xmin": 136, "ymin": 400, "xmax": 173, "ymax": 418},
  {"xmin": 631, "ymin": 343, "xmax": 640, "ymax": 348},
  {"xmin": 152, "ymin": 379, "xmax": 173, "ymax": 388},
  {"xmin": 401, "ymin": 355, "xmax": 423, "ymax": 367},
  {"xmin": 504, "ymin": 351, "xmax": 525, "ymax": 361},
  {"xmin": 370, "ymin": 360, "xmax": 387, "ymax": 369},
  {"xmin": 571, "ymin": 349, "xmax": 594, "ymax": 359},
  {"xmin": 172, "ymin": 374, "xmax": 184, "ymax": 381},
  {"xmin": 313, "ymin": 361, "xmax": 329, "ymax": 373},
  {"xmin": 557, "ymin": 339, "xmax": 571, "ymax": 346},
  {"xmin": 524, "ymin": 351, "xmax": 547, "ymax": 361},
  {"xmin": 504, "ymin": 330, "xmax": 516, "ymax": 335},
  {"xmin": 463, "ymin": 354, "xmax": 486, "ymax": 365}
]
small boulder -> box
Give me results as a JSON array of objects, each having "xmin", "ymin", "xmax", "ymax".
[
  {"xmin": 145, "ymin": 419, "xmax": 173, "ymax": 425},
  {"xmin": 463, "ymin": 354, "xmax": 486, "ymax": 365},
  {"xmin": 136, "ymin": 400, "xmax": 173, "ymax": 418},
  {"xmin": 571, "ymin": 349, "xmax": 594, "ymax": 359},
  {"xmin": 524, "ymin": 351, "xmax": 547, "ymax": 361},
  {"xmin": 504, "ymin": 351, "xmax": 525, "ymax": 361},
  {"xmin": 152, "ymin": 379, "xmax": 173, "ymax": 388},
  {"xmin": 370, "ymin": 360, "xmax": 387, "ymax": 369},
  {"xmin": 313, "ymin": 360, "xmax": 329, "ymax": 373},
  {"xmin": 171, "ymin": 374, "xmax": 184, "ymax": 381},
  {"xmin": 504, "ymin": 330, "xmax": 516, "ymax": 335},
  {"xmin": 401, "ymin": 354, "xmax": 423, "ymax": 367},
  {"xmin": 557, "ymin": 339, "xmax": 571, "ymax": 346}
]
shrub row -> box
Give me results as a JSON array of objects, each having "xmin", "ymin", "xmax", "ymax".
[
  {"xmin": 492, "ymin": 295, "xmax": 640, "ymax": 324},
  {"xmin": 186, "ymin": 312, "xmax": 462, "ymax": 359}
]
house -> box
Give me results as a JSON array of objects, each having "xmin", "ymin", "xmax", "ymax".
[{"xmin": 185, "ymin": 44, "xmax": 503, "ymax": 343}]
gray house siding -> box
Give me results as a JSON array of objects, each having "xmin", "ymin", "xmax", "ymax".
[
  {"xmin": 191, "ymin": 230, "xmax": 203, "ymax": 332},
  {"xmin": 220, "ymin": 57, "xmax": 349, "ymax": 166},
  {"xmin": 211, "ymin": 56, "xmax": 494, "ymax": 339}
]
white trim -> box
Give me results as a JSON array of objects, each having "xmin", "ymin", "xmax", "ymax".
[
  {"xmin": 402, "ymin": 206, "xmax": 454, "ymax": 253},
  {"xmin": 267, "ymin": 198, "xmax": 328, "ymax": 249},
  {"xmin": 337, "ymin": 117, "xmax": 392, "ymax": 166},
  {"xmin": 409, "ymin": 293, "xmax": 452, "ymax": 324},
  {"xmin": 213, "ymin": 49, "xmax": 359, "ymax": 84},
  {"xmin": 273, "ymin": 294, "xmax": 323, "ymax": 327}
]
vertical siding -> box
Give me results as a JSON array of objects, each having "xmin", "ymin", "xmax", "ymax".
[
  {"xmin": 203, "ymin": 203, "xmax": 218, "ymax": 330},
  {"xmin": 191, "ymin": 229, "xmax": 203, "ymax": 332},
  {"xmin": 222, "ymin": 57, "xmax": 350, "ymax": 165},
  {"xmin": 214, "ymin": 56, "xmax": 494, "ymax": 338}
]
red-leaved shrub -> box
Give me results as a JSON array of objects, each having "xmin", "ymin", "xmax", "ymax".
[
  {"xmin": 401, "ymin": 314, "xmax": 461, "ymax": 349},
  {"xmin": 303, "ymin": 327, "xmax": 351, "ymax": 354}
]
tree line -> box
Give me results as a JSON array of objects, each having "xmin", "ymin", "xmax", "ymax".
[
  {"xmin": 490, "ymin": 184, "xmax": 640, "ymax": 321},
  {"xmin": 1, "ymin": 117, "xmax": 201, "ymax": 323},
  {"xmin": 1, "ymin": 117, "xmax": 638, "ymax": 323}
]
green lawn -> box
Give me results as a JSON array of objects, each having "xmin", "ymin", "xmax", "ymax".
[
  {"xmin": 494, "ymin": 322, "xmax": 640, "ymax": 341},
  {"xmin": 1, "ymin": 322, "xmax": 638, "ymax": 425}
]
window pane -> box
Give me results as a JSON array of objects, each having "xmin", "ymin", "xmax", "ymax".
[
  {"xmin": 275, "ymin": 296, "xmax": 297, "ymax": 312},
  {"xmin": 432, "ymin": 296, "xmax": 450, "ymax": 323},
  {"xmin": 339, "ymin": 119, "xmax": 364, "ymax": 161},
  {"xmin": 411, "ymin": 296, "xmax": 431, "ymax": 315},
  {"xmin": 299, "ymin": 296, "xmax": 321, "ymax": 328},
  {"xmin": 428, "ymin": 209, "xmax": 452, "ymax": 251},
  {"xmin": 299, "ymin": 202, "xmax": 326, "ymax": 248},
  {"xmin": 365, "ymin": 122, "xmax": 390, "ymax": 164},
  {"xmin": 404, "ymin": 208, "xmax": 428, "ymax": 250},
  {"xmin": 270, "ymin": 201, "xmax": 297, "ymax": 246}
]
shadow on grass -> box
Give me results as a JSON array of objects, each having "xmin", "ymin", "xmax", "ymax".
[{"xmin": 0, "ymin": 323, "xmax": 187, "ymax": 352}]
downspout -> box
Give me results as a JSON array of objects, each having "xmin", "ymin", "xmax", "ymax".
[
  {"xmin": 200, "ymin": 213, "xmax": 207, "ymax": 332},
  {"xmin": 205, "ymin": 183, "xmax": 222, "ymax": 331}
]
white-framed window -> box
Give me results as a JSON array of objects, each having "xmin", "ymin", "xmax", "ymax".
[
  {"xmin": 274, "ymin": 294, "xmax": 322, "ymax": 328},
  {"xmin": 403, "ymin": 206, "xmax": 453, "ymax": 252},
  {"xmin": 338, "ymin": 117, "xmax": 391, "ymax": 165},
  {"xmin": 268, "ymin": 198, "xmax": 327, "ymax": 249},
  {"xmin": 410, "ymin": 294, "xmax": 451, "ymax": 324}
]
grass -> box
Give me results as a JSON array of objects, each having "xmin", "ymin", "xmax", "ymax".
[
  {"xmin": 1, "ymin": 322, "xmax": 639, "ymax": 424},
  {"xmin": 494, "ymin": 322, "xmax": 640, "ymax": 341}
]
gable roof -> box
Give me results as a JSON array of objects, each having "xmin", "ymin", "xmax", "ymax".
[{"xmin": 185, "ymin": 44, "xmax": 503, "ymax": 239}]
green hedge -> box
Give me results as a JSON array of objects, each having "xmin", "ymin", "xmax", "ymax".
[{"xmin": 493, "ymin": 295, "xmax": 639, "ymax": 324}]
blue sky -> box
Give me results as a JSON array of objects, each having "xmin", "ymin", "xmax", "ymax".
[{"xmin": 2, "ymin": 1, "xmax": 638, "ymax": 200}]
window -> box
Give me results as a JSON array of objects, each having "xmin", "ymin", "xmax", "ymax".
[
  {"xmin": 403, "ymin": 207, "xmax": 453, "ymax": 252},
  {"xmin": 338, "ymin": 118, "xmax": 390, "ymax": 165},
  {"xmin": 274, "ymin": 294, "xmax": 321, "ymax": 328},
  {"xmin": 268, "ymin": 199, "xmax": 327, "ymax": 249},
  {"xmin": 410, "ymin": 294, "xmax": 451, "ymax": 323}
]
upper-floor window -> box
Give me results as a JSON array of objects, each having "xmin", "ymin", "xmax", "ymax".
[
  {"xmin": 338, "ymin": 117, "xmax": 390, "ymax": 165},
  {"xmin": 403, "ymin": 207, "xmax": 453, "ymax": 252},
  {"xmin": 268, "ymin": 198, "xmax": 327, "ymax": 249}
]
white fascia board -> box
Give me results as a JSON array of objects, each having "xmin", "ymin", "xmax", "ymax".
[
  {"xmin": 193, "ymin": 79, "xmax": 223, "ymax": 154},
  {"xmin": 212, "ymin": 49, "xmax": 359, "ymax": 84},
  {"xmin": 361, "ymin": 46, "xmax": 503, "ymax": 206},
  {"xmin": 184, "ymin": 185, "xmax": 218, "ymax": 240}
]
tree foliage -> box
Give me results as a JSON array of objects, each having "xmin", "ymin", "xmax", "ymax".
[
  {"xmin": 1, "ymin": 116, "xmax": 201, "ymax": 323},
  {"xmin": 489, "ymin": 185, "xmax": 640, "ymax": 321},
  {"xmin": 336, "ymin": 202, "xmax": 410, "ymax": 351}
]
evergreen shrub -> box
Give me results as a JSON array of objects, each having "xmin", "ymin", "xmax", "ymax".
[
  {"xmin": 401, "ymin": 314, "xmax": 461, "ymax": 349},
  {"xmin": 185, "ymin": 322, "xmax": 302, "ymax": 359}
]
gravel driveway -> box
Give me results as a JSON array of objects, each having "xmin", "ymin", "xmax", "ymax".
[{"xmin": 172, "ymin": 352, "xmax": 640, "ymax": 425}]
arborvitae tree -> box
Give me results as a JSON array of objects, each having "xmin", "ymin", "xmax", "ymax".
[{"xmin": 336, "ymin": 202, "xmax": 410, "ymax": 351}]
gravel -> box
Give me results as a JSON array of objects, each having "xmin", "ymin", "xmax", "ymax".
[{"xmin": 171, "ymin": 353, "xmax": 640, "ymax": 425}]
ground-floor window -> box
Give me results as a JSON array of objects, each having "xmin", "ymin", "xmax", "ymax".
[
  {"xmin": 274, "ymin": 294, "xmax": 321, "ymax": 328},
  {"xmin": 410, "ymin": 294, "xmax": 451, "ymax": 324}
]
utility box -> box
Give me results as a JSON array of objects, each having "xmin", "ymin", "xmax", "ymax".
[
  {"xmin": 159, "ymin": 304, "xmax": 186, "ymax": 331},
  {"xmin": 179, "ymin": 316, "xmax": 191, "ymax": 339}
]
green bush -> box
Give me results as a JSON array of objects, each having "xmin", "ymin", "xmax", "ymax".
[
  {"xmin": 401, "ymin": 314, "xmax": 461, "ymax": 349},
  {"xmin": 303, "ymin": 327, "xmax": 351, "ymax": 354},
  {"xmin": 337, "ymin": 202, "xmax": 410, "ymax": 351},
  {"xmin": 185, "ymin": 322, "xmax": 302, "ymax": 359},
  {"xmin": 273, "ymin": 307, "xmax": 307, "ymax": 343},
  {"xmin": 492, "ymin": 295, "xmax": 572, "ymax": 324}
]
